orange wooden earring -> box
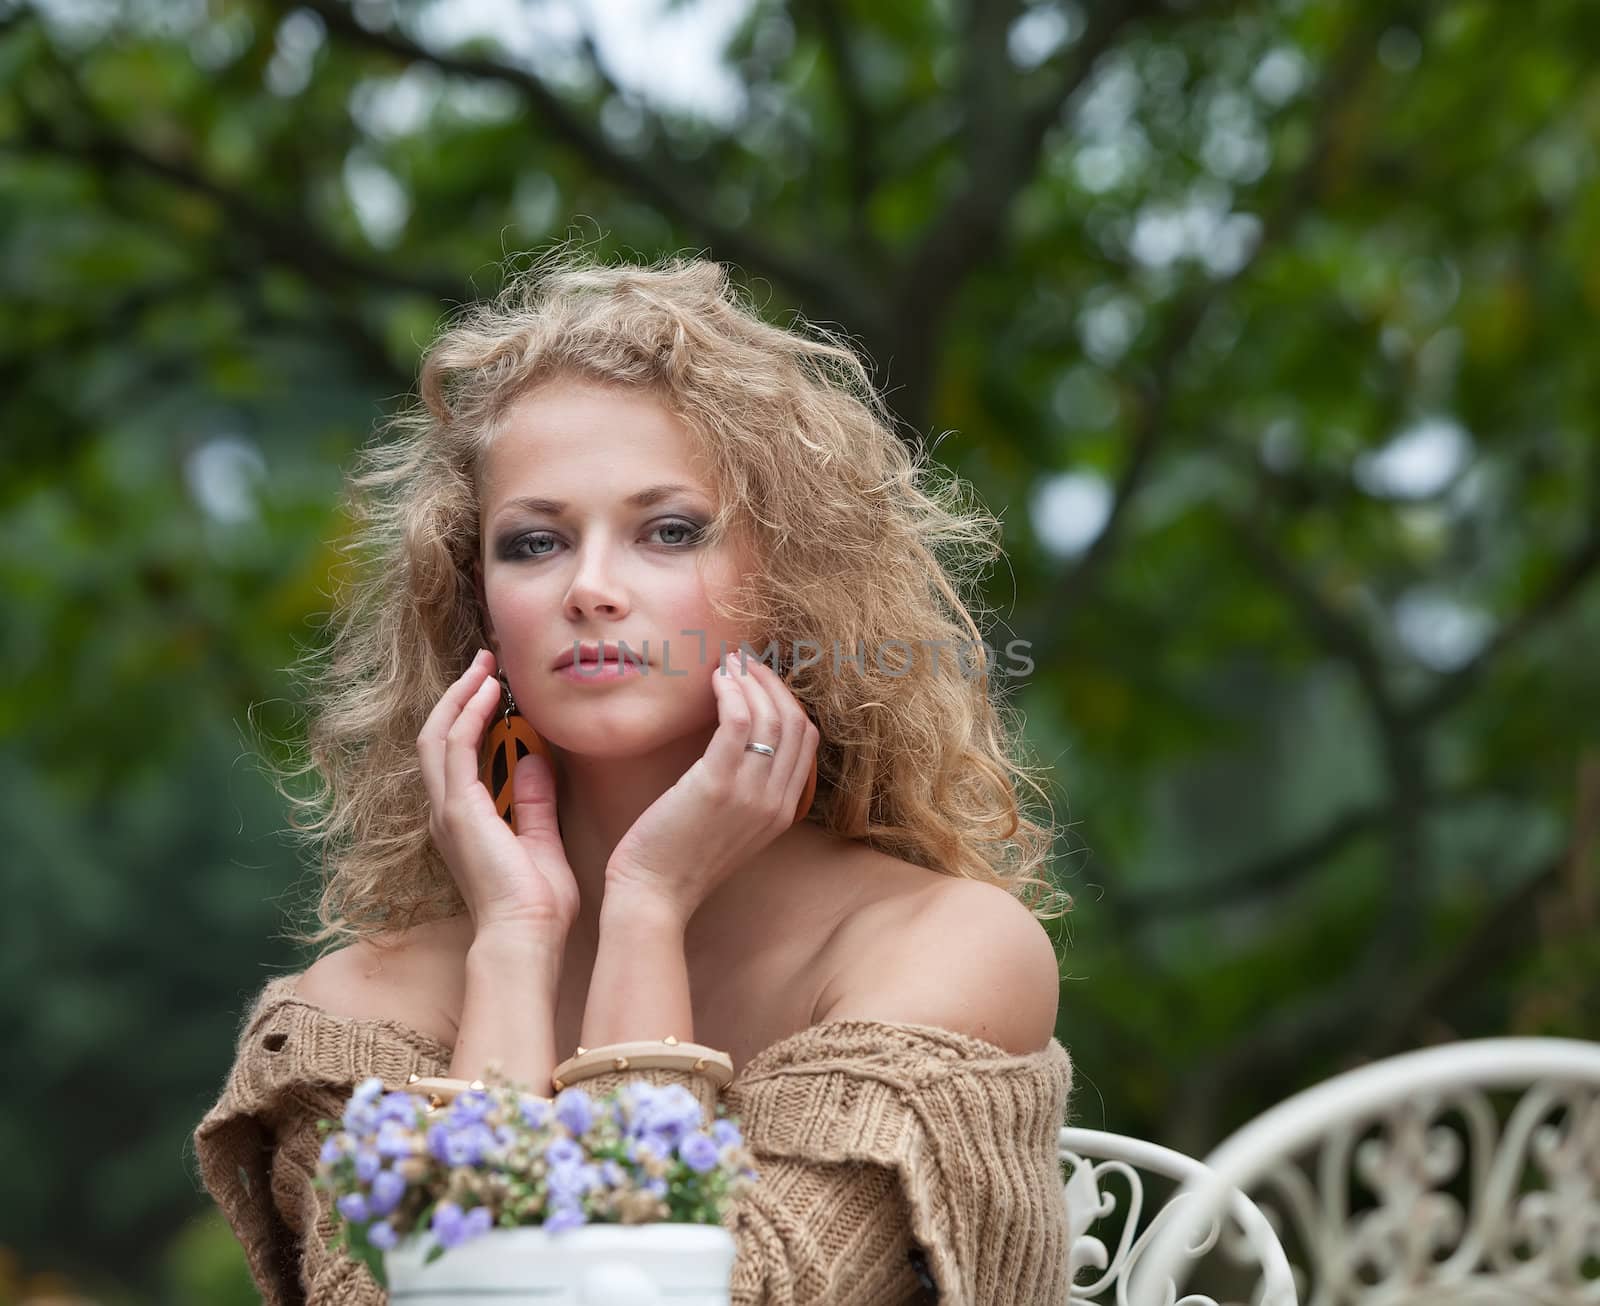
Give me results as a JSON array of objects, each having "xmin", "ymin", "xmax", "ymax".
[{"xmin": 479, "ymin": 670, "xmax": 554, "ymax": 832}]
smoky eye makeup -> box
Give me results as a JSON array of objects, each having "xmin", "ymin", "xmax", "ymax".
[
  {"xmin": 496, "ymin": 530, "xmax": 555, "ymax": 560},
  {"xmin": 494, "ymin": 514, "xmax": 708, "ymax": 560}
]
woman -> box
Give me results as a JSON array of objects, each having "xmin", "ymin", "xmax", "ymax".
[{"xmin": 192, "ymin": 247, "xmax": 1074, "ymax": 1305}]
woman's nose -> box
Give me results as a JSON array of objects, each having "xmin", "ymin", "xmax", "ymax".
[{"xmin": 563, "ymin": 547, "xmax": 630, "ymax": 621}]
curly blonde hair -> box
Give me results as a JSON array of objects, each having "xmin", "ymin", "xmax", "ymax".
[{"xmin": 273, "ymin": 242, "xmax": 1068, "ymax": 953}]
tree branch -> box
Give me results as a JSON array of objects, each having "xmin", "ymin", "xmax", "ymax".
[
  {"xmin": 1357, "ymin": 851, "xmax": 1567, "ymax": 1060},
  {"xmin": 896, "ymin": 0, "xmax": 1162, "ymax": 335},
  {"xmin": 810, "ymin": 0, "xmax": 880, "ymax": 249},
  {"xmin": 1156, "ymin": 504, "xmax": 1435, "ymax": 1149},
  {"xmin": 5, "ymin": 93, "xmax": 459, "ymax": 305},
  {"xmin": 571, "ymin": 10, "xmax": 634, "ymax": 113},
  {"xmin": 1113, "ymin": 782, "xmax": 1512, "ymax": 921},
  {"xmin": 1229, "ymin": 512, "xmax": 1395, "ymax": 713},
  {"xmin": 1121, "ymin": 802, "xmax": 1384, "ymax": 920},
  {"xmin": 1409, "ymin": 523, "xmax": 1600, "ymax": 726},
  {"xmin": 285, "ymin": 0, "xmax": 866, "ymax": 323},
  {"xmin": 1047, "ymin": 11, "xmax": 1374, "ymax": 627}
]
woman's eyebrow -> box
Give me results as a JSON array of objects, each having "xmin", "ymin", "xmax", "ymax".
[{"xmin": 495, "ymin": 483, "xmax": 706, "ymax": 518}]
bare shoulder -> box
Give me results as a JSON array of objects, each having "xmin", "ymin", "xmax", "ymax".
[
  {"xmin": 817, "ymin": 863, "xmax": 1061, "ymax": 1055},
  {"xmin": 292, "ymin": 914, "xmax": 471, "ymax": 1047}
]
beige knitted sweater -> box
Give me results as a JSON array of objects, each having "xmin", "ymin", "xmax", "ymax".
[{"xmin": 191, "ymin": 972, "xmax": 1074, "ymax": 1306}]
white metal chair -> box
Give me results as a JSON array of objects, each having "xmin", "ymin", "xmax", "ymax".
[
  {"xmin": 1059, "ymin": 1126, "xmax": 1298, "ymax": 1306},
  {"xmin": 1134, "ymin": 1037, "xmax": 1600, "ymax": 1306}
]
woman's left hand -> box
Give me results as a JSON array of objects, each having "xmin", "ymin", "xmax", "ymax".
[{"xmin": 605, "ymin": 650, "xmax": 820, "ymax": 926}]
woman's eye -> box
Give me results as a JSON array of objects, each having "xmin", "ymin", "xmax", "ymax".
[
  {"xmin": 505, "ymin": 531, "xmax": 558, "ymax": 558},
  {"xmin": 652, "ymin": 518, "xmax": 703, "ymax": 546},
  {"xmin": 501, "ymin": 520, "xmax": 701, "ymax": 559}
]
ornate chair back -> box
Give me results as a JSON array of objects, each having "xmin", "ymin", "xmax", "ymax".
[
  {"xmin": 1059, "ymin": 1126, "xmax": 1297, "ymax": 1306},
  {"xmin": 1134, "ymin": 1038, "xmax": 1600, "ymax": 1306}
]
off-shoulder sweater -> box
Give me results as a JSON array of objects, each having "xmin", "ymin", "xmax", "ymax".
[{"xmin": 190, "ymin": 972, "xmax": 1074, "ymax": 1306}]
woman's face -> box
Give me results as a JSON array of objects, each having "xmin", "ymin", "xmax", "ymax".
[{"xmin": 476, "ymin": 378, "xmax": 753, "ymax": 759}]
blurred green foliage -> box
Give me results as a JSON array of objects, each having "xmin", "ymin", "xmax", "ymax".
[{"xmin": 2, "ymin": 0, "xmax": 1597, "ymax": 1299}]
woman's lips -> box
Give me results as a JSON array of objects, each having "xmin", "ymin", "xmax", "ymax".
[{"xmin": 555, "ymin": 657, "xmax": 646, "ymax": 682}]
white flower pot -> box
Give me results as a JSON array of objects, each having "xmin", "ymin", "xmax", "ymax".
[{"xmin": 385, "ymin": 1223, "xmax": 737, "ymax": 1305}]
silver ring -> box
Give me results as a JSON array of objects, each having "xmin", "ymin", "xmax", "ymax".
[{"xmin": 744, "ymin": 742, "xmax": 777, "ymax": 757}]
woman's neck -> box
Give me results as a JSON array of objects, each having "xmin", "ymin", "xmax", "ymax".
[
  {"xmin": 551, "ymin": 723, "xmax": 718, "ymax": 920},
  {"xmin": 548, "ymin": 730, "xmax": 833, "ymax": 973}
]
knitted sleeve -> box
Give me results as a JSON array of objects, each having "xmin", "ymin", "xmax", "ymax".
[
  {"xmin": 571, "ymin": 1020, "xmax": 1075, "ymax": 1306},
  {"xmin": 194, "ymin": 981, "xmax": 1072, "ymax": 1306},
  {"xmin": 189, "ymin": 975, "xmax": 454, "ymax": 1306}
]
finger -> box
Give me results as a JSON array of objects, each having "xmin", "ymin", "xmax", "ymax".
[
  {"xmin": 511, "ymin": 751, "xmax": 563, "ymax": 855},
  {"xmin": 781, "ymin": 717, "xmax": 820, "ymax": 817},
  {"xmin": 445, "ymin": 671, "xmax": 504, "ymax": 799},
  {"xmin": 704, "ymin": 652, "xmax": 757, "ymax": 779},
  {"xmin": 769, "ymin": 664, "xmax": 818, "ymax": 800},
  {"xmin": 723, "ymin": 656, "xmax": 793, "ymax": 823},
  {"xmin": 418, "ymin": 649, "xmax": 494, "ymax": 759},
  {"xmin": 418, "ymin": 649, "xmax": 493, "ymax": 807},
  {"xmin": 420, "ymin": 648, "xmax": 494, "ymax": 738},
  {"xmin": 729, "ymin": 650, "xmax": 782, "ymax": 752},
  {"xmin": 739, "ymin": 657, "xmax": 805, "ymax": 794}
]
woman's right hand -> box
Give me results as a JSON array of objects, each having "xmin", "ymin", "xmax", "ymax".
[{"xmin": 417, "ymin": 648, "xmax": 578, "ymax": 942}]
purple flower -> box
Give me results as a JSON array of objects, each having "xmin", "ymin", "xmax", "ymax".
[
  {"xmin": 600, "ymin": 1160, "xmax": 626, "ymax": 1188},
  {"xmin": 375, "ymin": 1120, "xmax": 417, "ymax": 1159},
  {"xmin": 680, "ymin": 1131, "xmax": 719, "ymax": 1175},
  {"xmin": 368, "ymin": 1168, "xmax": 406, "ymax": 1217},
  {"xmin": 432, "ymin": 1200, "xmax": 494, "ymax": 1249},
  {"xmin": 341, "ymin": 1100, "xmax": 379, "ymax": 1136},
  {"xmin": 547, "ymin": 1161, "xmax": 587, "ymax": 1199},
  {"xmin": 626, "ymin": 1085, "xmax": 703, "ymax": 1151},
  {"xmin": 545, "ymin": 1200, "xmax": 587, "ymax": 1232},
  {"xmin": 319, "ymin": 1133, "xmax": 351, "ymax": 1165},
  {"xmin": 340, "ymin": 1078, "xmax": 386, "ymax": 1132},
  {"xmin": 376, "ymin": 1092, "xmax": 421, "ymax": 1126},
  {"xmin": 519, "ymin": 1095, "xmax": 552, "ymax": 1130},
  {"xmin": 622, "ymin": 1082, "xmax": 661, "ymax": 1112},
  {"xmin": 366, "ymin": 1219, "xmax": 398, "ymax": 1251},
  {"xmin": 354, "ymin": 1147, "xmax": 382, "ymax": 1183},
  {"xmin": 554, "ymin": 1087, "xmax": 595, "ymax": 1136},
  {"xmin": 710, "ymin": 1119, "xmax": 743, "ymax": 1149},
  {"xmin": 431, "ymin": 1200, "xmax": 464, "ymax": 1248},
  {"xmin": 449, "ymin": 1122, "xmax": 498, "ymax": 1166},
  {"xmin": 336, "ymin": 1192, "xmax": 370, "ymax": 1223},
  {"xmin": 545, "ymin": 1136, "xmax": 583, "ymax": 1169},
  {"xmin": 449, "ymin": 1089, "xmax": 494, "ymax": 1123},
  {"xmin": 644, "ymin": 1177, "xmax": 668, "ymax": 1198},
  {"xmin": 658, "ymin": 1085, "xmax": 704, "ymax": 1120},
  {"xmin": 640, "ymin": 1125, "xmax": 679, "ymax": 1159},
  {"xmin": 428, "ymin": 1120, "xmax": 498, "ymax": 1167}
]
